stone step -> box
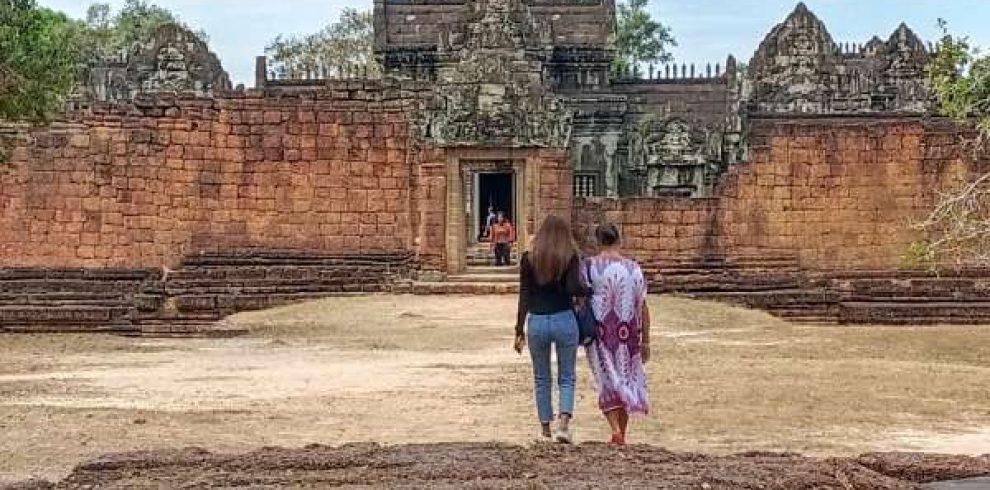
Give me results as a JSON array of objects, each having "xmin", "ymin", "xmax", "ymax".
[
  {"xmin": 181, "ymin": 252, "xmax": 413, "ymax": 267},
  {"xmin": 3, "ymin": 322, "xmax": 137, "ymax": 333},
  {"xmin": 465, "ymin": 266, "xmax": 519, "ymax": 275},
  {"xmin": 0, "ymin": 305, "xmax": 137, "ymax": 333},
  {"xmin": 466, "ymin": 259, "xmax": 519, "ymax": 267},
  {"xmin": 840, "ymin": 316, "xmax": 990, "ymax": 326},
  {"xmin": 662, "ymin": 280, "xmax": 805, "ymax": 293},
  {"xmin": 773, "ymin": 315, "xmax": 840, "ymax": 325},
  {"xmin": 165, "ymin": 281, "xmax": 377, "ymax": 295},
  {"xmin": 124, "ymin": 321, "xmax": 249, "ymax": 338},
  {"xmin": 842, "ymin": 294, "xmax": 990, "ymax": 302},
  {"xmin": 839, "ymin": 301, "xmax": 990, "ymax": 324},
  {"xmin": 0, "ymin": 295, "xmax": 133, "ymax": 307},
  {"xmin": 446, "ymin": 273, "xmax": 518, "ymax": 283},
  {"xmin": 466, "ymin": 255, "xmax": 518, "ymax": 260},
  {"xmin": 0, "ymin": 306, "xmax": 133, "ymax": 326},
  {"xmin": 656, "ymin": 276, "xmax": 801, "ymax": 287},
  {"xmin": 767, "ymin": 308, "xmax": 837, "ymax": 322},
  {"xmin": 170, "ymin": 291, "xmax": 383, "ymax": 313},
  {"xmin": 410, "ymin": 282, "xmax": 519, "ymax": 295},
  {"xmin": 841, "ymin": 301, "xmax": 990, "ymax": 313}
]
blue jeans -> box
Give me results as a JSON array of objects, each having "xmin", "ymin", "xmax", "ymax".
[{"xmin": 527, "ymin": 310, "xmax": 579, "ymax": 424}]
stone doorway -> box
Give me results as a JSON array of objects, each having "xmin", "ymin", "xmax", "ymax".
[
  {"xmin": 446, "ymin": 154, "xmax": 530, "ymax": 275},
  {"xmin": 473, "ymin": 172, "xmax": 515, "ymax": 244}
]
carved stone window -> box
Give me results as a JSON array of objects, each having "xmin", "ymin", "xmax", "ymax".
[{"xmin": 574, "ymin": 174, "xmax": 598, "ymax": 198}]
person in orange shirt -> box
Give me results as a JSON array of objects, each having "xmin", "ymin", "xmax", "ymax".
[{"xmin": 489, "ymin": 212, "xmax": 516, "ymax": 266}]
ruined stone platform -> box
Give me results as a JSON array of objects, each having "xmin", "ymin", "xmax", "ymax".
[
  {"xmin": 655, "ymin": 256, "xmax": 990, "ymax": 326},
  {"xmin": 0, "ymin": 250, "xmax": 414, "ymax": 336}
]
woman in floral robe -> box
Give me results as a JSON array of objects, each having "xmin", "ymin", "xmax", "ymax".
[{"xmin": 582, "ymin": 223, "xmax": 652, "ymax": 446}]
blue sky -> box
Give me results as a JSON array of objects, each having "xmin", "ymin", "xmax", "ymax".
[{"xmin": 40, "ymin": 0, "xmax": 990, "ymax": 87}]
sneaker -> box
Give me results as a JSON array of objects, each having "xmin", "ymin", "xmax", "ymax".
[{"xmin": 554, "ymin": 417, "xmax": 574, "ymax": 444}]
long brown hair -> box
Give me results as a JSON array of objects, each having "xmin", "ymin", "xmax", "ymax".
[{"xmin": 530, "ymin": 215, "xmax": 580, "ymax": 286}]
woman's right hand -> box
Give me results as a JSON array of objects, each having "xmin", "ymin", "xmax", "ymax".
[{"xmin": 513, "ymin": 333, "xmax": 526, "ymax": 354}]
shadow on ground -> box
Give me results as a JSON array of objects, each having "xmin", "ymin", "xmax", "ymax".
[{"xmin": 5, "ymin": 443, "xmax": 989, "ymax": 489}]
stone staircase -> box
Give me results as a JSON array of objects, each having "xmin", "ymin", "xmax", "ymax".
[
  {"xmin": 403, "ymin": 242, "xmax": 521, "ymax": 295},
  {"xmin": 821, "ymin": 271, "xmax": 990, "ymax": 325},
  {"xmin": 0, "ymin": 268, "xmax": 157, "ymax": 334},
  {"xmin": 658, "ymin": 256, "xmax": 990, "ymax": 326},
  {"xmin": 409, "ymin": 265, "xmax": 520, "ymax": 295},
  {"xmin": 465, "ymin": 243, "xmax": 520, "ymax": 267},
  {"xmin": 156, "ymin": 250, "xmax": 414, "ymax": 320},
  {"xmin": 643, "ymin": 253, "xmax": 840, "ymax": 323},
  {"xmin": 0, "ymin": 250, "xmax": 415, "ymax": 336}
]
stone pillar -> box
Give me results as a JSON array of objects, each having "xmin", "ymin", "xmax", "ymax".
[{"xmin": 255, "ymin": 56, "xmax": 268, "ymax": 89}]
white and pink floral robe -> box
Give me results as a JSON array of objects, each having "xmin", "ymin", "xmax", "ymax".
[{"xmin": 582, "ymin": 255, "xmax": 650, "ymax": 415}]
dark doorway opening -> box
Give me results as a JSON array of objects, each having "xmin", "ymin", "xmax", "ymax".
[{"xmin": 478, "ymin": 172, "xmax": 514, "ymax": 240}]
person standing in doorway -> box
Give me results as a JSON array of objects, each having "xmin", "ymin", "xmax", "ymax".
[
  {"xmin": 583, "ymin": 223, "xmax": 651, "ymax": 447},
  {"xmin": 490, "ymin": 212, "xmax": 515, "ymax": 266},
  {"xmin": 514, "ymin": 215, "xmax": 588, "ymax": 443},
  {"xmin": 480, "ymin": 205, "xmax": 497, "ymax": 242}
]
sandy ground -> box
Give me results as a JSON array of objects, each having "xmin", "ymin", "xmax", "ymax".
[{"xmin": 2, "ymin": 295, "xmax": 990, "ymax": 484}]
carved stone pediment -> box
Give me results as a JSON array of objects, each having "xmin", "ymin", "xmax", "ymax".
[
  {"xmin": 419, "ymin": 0, "xmax": 572, "ymax": 148},
  {"xmin": 619, "ymin": 117, "xmax": 724, "ymax": 198},
  {"xmin": 438, "ymin": 0, "xmax": 553, "ymax": 54}
]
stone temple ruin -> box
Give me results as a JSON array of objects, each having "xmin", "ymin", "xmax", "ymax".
[
  {"xmin": 1, "ymin": 2, "xmax": 989, "ymax": 335},
  {"xmin": 72, "ymin": 23, "xmax": 232, "ymax": 107}
]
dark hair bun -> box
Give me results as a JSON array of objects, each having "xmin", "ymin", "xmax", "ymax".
[{"xmin": 595, "ymin": 223, "xmax": 620, "ymax": 247}]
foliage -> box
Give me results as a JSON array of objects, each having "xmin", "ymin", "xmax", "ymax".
[
  {"xmin": 928, "ymin": 19, "xmax": 990, "ymax": 138},
  {"xmin": 265, "ymin": 8, "xmax": 379, "ymax": 80},
  {"xmin": 910, "ymin": 21, "xmax": 990, "ymax": 269},
  {"xmin": 613, "ymin": 0, "xmax": 676, "ymax": 76},
  {"xmin": 0, "ymin": 0, "xmax": 81, "ymax": 122},
  {"xmin": 0, "ymin": 0, "xmax": 197, "ymax": 125}
]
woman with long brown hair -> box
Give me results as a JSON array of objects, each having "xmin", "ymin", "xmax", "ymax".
[{"xmin": 514, "ymin": 215, "xmax": 588, "ymax": 443}]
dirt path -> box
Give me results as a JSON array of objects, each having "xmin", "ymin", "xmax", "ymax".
[{"xmin": 2, "ymin": 295, "xmax": 990, "ymax": 484}]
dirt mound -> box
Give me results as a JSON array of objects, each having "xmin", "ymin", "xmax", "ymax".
[{"xmin": 6, "ymin": 443, "xmax": 990, "ymax": 489}]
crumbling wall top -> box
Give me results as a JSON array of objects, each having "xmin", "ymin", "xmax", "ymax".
[{"xmin": 76, "ymin": 23, "xmax": 232, "ymax": 105}]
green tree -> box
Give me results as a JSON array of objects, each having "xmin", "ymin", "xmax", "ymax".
[
  {"xmin": 613, "ymin": 0, "xmax": 676, "ymax": 76},
  {"xmin": 265, "ymin": 8, "xmax": 378, "ymax": 80},
  {"xmin": 908, "ymin": 21, "xmax": 990, "ymax": 268},
  {"xmin": 928, "ymin": 20, "xmax": 990, "ymax": 137},
  {"xmin": 0, "ymin": 0, "xmax": 80, "ymax": 121}
]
